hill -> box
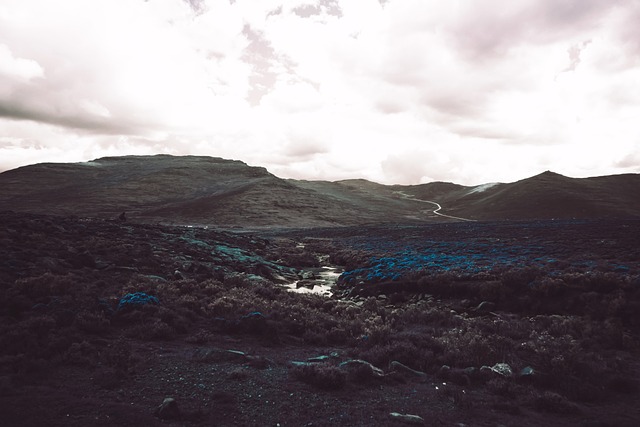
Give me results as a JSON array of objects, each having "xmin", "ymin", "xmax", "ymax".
[
  {"xmin": 442, "ymin": 171, "xmax": 640, "ymax": 220},
  {"xmin": 0, "ymin": 155, "xmax": 639, "ymax": 226}
]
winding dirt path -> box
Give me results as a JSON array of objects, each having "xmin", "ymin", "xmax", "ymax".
[{"xmin": 394, "ymin": 191, "xmax": 477, "ymax": 222}]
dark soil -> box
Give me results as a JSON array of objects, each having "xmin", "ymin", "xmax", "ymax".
[{"xmin": 1, "ymin": 211, "xmax": 639, "ymax": 426}]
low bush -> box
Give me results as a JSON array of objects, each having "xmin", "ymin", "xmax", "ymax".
[{"xmin": 290, "ymin": 363, "xmax": 347, "ymax": 390}]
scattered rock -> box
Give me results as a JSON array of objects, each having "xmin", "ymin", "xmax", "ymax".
[
  {"xmin": 296, "ymin": 280, "xmax": 315, "ymax": 289},
  {"xmin": 473, "ymin": 301, "xmax": 496, "ymax": 313},
  {"xmin": 389, "ymin": 412, "xmax": 425, "ymax": 425},
  {"xmin": 155, "ymin": 397, "xmax": 180, "ymax": 420},
  {"xmin": 289, "ymin": 361, "xmax": 313, "ymax": 368},
  {"xmin": 390, "ymin": 361, "xmax": 427, "ymax": 378},
  {"xmin": 300, "ymin": 270, "xmax": 315, "ymax": 280},
  {"xmin": 339, "ymin": 359, "xmax": 385, "ymax": 380},
  {"xmin": 518, "ymin": 366, "xmax": 535, "ymax": 381},
  {"xmin": 192, "ymin": 348, "xmax": 247, "ymax": 363},
  {"xmin": 238, "ymin": 311, "xmax": 269, "ymax": 334},
  {"xmin": 480, "ymin": 363, "xmax": 513, "ymax": 378},
  {"xmin": 308, "ymin": 354, "xmax": 336, "ymax": 363}
]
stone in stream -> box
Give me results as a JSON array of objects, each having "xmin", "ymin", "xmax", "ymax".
[
  {"xmin": 389, "ymin": 412, "xmax": 425, "ymax": 425},
  {"xmin": 295, "ymin": 280, "xmax": 315, "ymax": 289},
  {"xmin": 300, "ymin": 270, "xmax": 316, "ymax": 280}
]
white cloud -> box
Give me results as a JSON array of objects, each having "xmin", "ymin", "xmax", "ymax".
[
  {"xmin": 0, "ymin": 44, "xmax": 43, "ymax": 82},
  {"xmin": 0, "ymin": 0, "xmax": 639, "ymax": 185}
]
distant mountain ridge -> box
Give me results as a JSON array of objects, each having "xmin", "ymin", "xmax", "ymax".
[{"xmin": 0, "ymin": 155, "xmax": 638, "ymax": 227}]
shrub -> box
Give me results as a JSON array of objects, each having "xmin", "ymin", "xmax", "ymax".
[
  {"xmin": 290, "ymin": 363, "xmax": 347, "ymax": 390},
  {"xmin": 117, "ymin": 292, "xmax": 159, "ymax": 311},
  {"xmin": 74, "ymin": 310, "xmax": 110, "ymax": 334},
  {"xmin": 533, "ymin": 391, "xmax": 580, "ymax": 414}
]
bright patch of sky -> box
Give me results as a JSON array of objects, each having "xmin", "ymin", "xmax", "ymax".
[{"xmin": 1, "ymin": 0, "xmax": 639, "ymax": 185}]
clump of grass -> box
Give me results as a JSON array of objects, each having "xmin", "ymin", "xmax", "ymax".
[{"xmin": 290, "ymin": 363, "xmax": 347, "ymax": 390}]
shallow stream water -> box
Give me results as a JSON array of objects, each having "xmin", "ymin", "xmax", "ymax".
[{"xmin": 283, "ymin": 266, "xmax": 341, "ymax": 297}]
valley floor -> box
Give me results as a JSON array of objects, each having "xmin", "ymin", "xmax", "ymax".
[{"xmin": 1, "ymin": 211, "xmax": 639, "ymax": 426}]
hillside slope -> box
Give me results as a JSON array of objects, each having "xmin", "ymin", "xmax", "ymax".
[
  {"xmin": 444, "ymin": 171, "xmax": 640, "ymax": 220},
  {"xmin": 0, "ymin": 155, "xmax": 430, "ymax": 227},
  {"xmin": 1, "ymin": 156, "xmax": 638, "ymax": 225}
]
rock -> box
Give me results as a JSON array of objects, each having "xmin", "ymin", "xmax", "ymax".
[
  {"xmin": 300, "ymin": 270, "xmax": 315, "ymax": 280},
  {"xmin": 306, "ymin": 352, "xmax": 339, "ymax": 363},
  {"xmin": 289, "ymin": 361, "xmax": 313, "ymax": 368},
  {"xmin": 473, "ymin": 301, "xmax": 496, "ymax": 313},
  {"xmin": 480, "ymin": 363, "xmax": 513, "ymax": 377},
  {"xmin": 238, "ymin": 311, "xmax": 269, "ymax": 334},
  {"xmin": 389, "ymin": 412, "xmax": 425, "ymax": 425},
  {"xmin": 155, "ymin": 397, "xmax": 180, "ymax": 420},
  {"xmin": 339, "ymin": 359, "xmax": 385, "ymax": 380},
  {"xmin": 390, "ymin": 361, "xmax": 427, "ymax": 378},
  {"xmin": 519, "ymin": 366, "xmax": 535, "ymax": 380},
  {"xmin": 296, "ymin": 280, "xmax": 315, "ymax": 289},
  {"xmin": 192, "ymin": 348, "xmax": 247, "ymax": 363}
]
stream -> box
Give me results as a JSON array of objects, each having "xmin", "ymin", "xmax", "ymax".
[{"xmin": 282, "ymin": 265, "xmax": 342, "ymax": 297}]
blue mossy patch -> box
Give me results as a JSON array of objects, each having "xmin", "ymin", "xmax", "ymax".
[
  {"xmin": 339, "ymin": 243, "xmax": 566, "ymax": 285},
  {"xmin": 117, "ymin": 292, "xmax": 160, "ymax": 311}
]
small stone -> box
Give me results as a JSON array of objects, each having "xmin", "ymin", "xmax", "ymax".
[
  {"xmin": 389, "ymin": 412, "xmax": 425, "ymax": 425},
  {"xmin": 390, "ymin": 361, "xmax": 427, "ymax": 378},
  {"xmin": 490, "ymin": 363, "xmax": 513, "ymax": 377},
  {"xmin": 339, "ymin": 359, "xmax": 385, "ymax": 380},
  {"xmin": 192, "ymin": 348, "xmax": 247, "ymax": 363},
  {"xmin": 474, "ymin": 301, "xmax": 496, "ymax": 313},
  {"xmin": 300, "ymin": 270, "xmax": 315, "ymax": 280},
  {"xmin": 307, "ymin": 355, "xmax": 331, "ymax": 363},
  {"xmin": 462, "ymin": 367, "xmax": 476, "ymax": 376},
  {"xmin": 518, "ymin": 366, "xmax": 535, "ymax": 382},
  {"xmin": 155, "ymin": 397, "xmax": 180, "ymax": 420},
  {"xmin": 289, "ymin": 361, "xmax": 312, "ymax": 368},
  {"xmin": 296, "ymin": 280, "xmax": 315, "ymax": 289}
]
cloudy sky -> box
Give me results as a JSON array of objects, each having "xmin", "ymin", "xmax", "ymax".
[{"xmin": 1, "ymin": 0, "xmax": 639, "ymax": 185}]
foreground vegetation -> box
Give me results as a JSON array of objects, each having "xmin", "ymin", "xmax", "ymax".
[{"xmin": 1, "ymin": 211, "xmax": 639, "ymax": 425}]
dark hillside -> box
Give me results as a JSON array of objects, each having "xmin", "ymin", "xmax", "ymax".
[
  {"xmin": 448, "ymin": 171, "xmax": 640, "ymax": 220},
  {"xmin": 1, "ymin": 156, "xmax": 639, "ymax": 224}
]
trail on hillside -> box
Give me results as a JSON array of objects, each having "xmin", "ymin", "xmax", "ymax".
[{"xmin": 394, "ymin": 191, "xmax": 477, "ymax": 222}]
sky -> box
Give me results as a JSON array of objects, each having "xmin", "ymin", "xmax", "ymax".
[{"xmin": 1, "ymin": 0, "xmax": 639, "ymax": 186}]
